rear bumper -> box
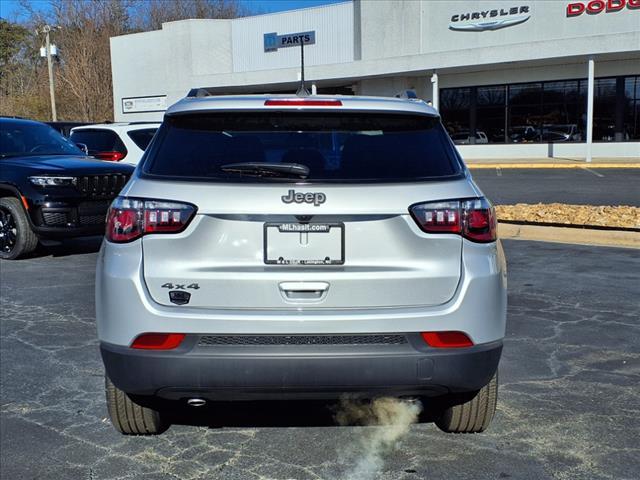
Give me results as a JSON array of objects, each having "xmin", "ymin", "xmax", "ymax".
[{"xmin": 101, "ymin": 337, "xmax": 502, "ymax": 400}]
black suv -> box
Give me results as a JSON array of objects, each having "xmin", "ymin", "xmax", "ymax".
[{"xmin": 0, "ymin": 118, "xmax": 134, "ymax": 259}]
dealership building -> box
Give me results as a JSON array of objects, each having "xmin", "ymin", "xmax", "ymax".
[{"xmin": 110, "ymin": 0, "xmax": 640, "ymax": 159}]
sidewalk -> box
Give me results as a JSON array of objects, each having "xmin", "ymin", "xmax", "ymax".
[{"xmin": 466, "ymin": 157, "xmax": 640, "ymax": 169}]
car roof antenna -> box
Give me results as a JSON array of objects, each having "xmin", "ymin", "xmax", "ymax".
[{"xmin": 296, "ymin": 38, "xmax": 311, "ymax": 97}]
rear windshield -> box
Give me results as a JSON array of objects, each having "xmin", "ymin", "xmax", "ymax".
[
  {"xmin": 143, "ymin": 112, "xmax": 462, "ymax": 183},
  {"xmin": 127, "ymin": 128, "xmax": 157, "ymax": 150},
  {"xmin": 70, "ymin": 129, "xmax": 127, "ymax": 155}
]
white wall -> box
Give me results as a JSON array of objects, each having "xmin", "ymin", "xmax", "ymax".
[
  {"xmin": 359, "ymin": 1, "xmax": 422, "ymax": 59},
  {"xmin": 232, "ymin": 2, "xmax": 353, "ymax": 72},
  {"xmin": 110, "ymin": 29, "xmax": 171, "ymax": 122},
  {"xmin": 110, "ymin": 0, "xmax": 640, "ymax": 152},
  {"xmin": 457, "ymin": 142, "xmax": 640, "ymax": 160},
  {"xmin": 359, "ymin": 0, "xmax": 640, "ymax": 60}
]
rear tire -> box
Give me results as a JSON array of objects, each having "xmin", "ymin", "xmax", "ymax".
[
  {"xmin": 105, "ymin": 375, "xmax": 169, "ymax": 435},
  {"xmin": 435, "ymin": 372, "xmax": 498, "ymax": 433},
  {"xmin": 0, "ymin": 197, "xmax": 38, "ymax": 260}
]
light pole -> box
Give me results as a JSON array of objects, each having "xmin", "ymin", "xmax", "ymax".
[{"xmin": 37, "ymin": 25, "xmax": 59, "ymax": 122}]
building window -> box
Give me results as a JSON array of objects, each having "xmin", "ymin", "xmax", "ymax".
[
  {"xmin": 440, "ymin": 75, "xmax": 639, "ymax": 144},
  {"xmin": 508, "ymin": 83, "xmax": 543, "ymax": 143},
  {"xmin": 541, "ymin": 80, "xmax": 585, "ymax": 142},
  {"xmin": 593, "ymin": 78, "xmax": 617, "ymax": 142},
  {"xmin": 624, "ymin": 76, "xmax": 640, "ymax": 140},
  {"xmin": 440, "ymin": 88, "xmax": 471, "ymax": 142},
  {"xmin": 477, "ymin": 85, "xmax": 506, "ymax": 143}
]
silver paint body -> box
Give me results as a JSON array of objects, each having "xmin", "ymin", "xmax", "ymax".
[{"xmin": 96, "ymin": 95, "xmax": 507, "ymax": 348}]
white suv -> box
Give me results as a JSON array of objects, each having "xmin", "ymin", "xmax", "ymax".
[
  {"xmin": 70, "ymin": 122, "xmax": 160, "ymax": 165},
  {"xmin": 96, "ymin": 94, "xmax": 507, "ymax": 435}
]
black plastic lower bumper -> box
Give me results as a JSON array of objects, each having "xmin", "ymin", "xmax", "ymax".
[
  {"xmin": 101, "ymin": 336, "xmax": 502, "ymax": 400},
  {"xmin": 29, "ymin": 200, "xmax": 110, "ymax": 239}
]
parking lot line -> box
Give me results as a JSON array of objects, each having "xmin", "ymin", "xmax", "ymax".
[{"xmin": 581, "ymin": 167, "xmax": 605, "ymax": 177}]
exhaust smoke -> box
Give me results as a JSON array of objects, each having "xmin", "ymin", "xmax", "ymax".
[{"xmin": 335, "ymin": 396, "xmax": 422, "ymax": 480}]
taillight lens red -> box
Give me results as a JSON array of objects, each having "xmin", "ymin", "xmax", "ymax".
[
  {"xmin": 131, "ymin": 333, "xmax": 185, "ymax": 350},
  {"xmin": 421, "ymin": 331, "xmax": 474, "ymax": 348},
  {"xmin": 462, "ymin": 198, "xmax": 497, "ymax": 242},
  {"xmin": 264, "ymin": 99, "xmax": 343, "ymax": 106},
  {"xmin": 106, "ymin": 197, "xmax": 196, "ymax": 243},
  {"xmin": 95, "ymin": 151, "xmax": 126, "ymax": 161},
  {"xmin": 410, "ymin": 197, "xmax": 496, "ymax": 243}
]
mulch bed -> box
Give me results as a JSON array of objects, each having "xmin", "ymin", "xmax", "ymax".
[{"xmin": 495, "ymin": 203, "xmax": 640, "ymax": 229}]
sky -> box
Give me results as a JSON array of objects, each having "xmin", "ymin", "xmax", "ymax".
[{"xmin": 0, "ymin": 0, "xmax": 347, "ymax": 22}]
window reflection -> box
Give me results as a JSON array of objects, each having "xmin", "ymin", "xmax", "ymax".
[
  {"xmin": 441, "ymin": 88, "xmax": 471, "ymax": 140},
  {"xmin": 624, "ymin": 76, "xmax": 639, "ymax": 140},
  {"xmin": 477, "ymin": 86, "xmax": 506, "ymax": 143},
  {"xmin": 440, "ymin": 75, "xmax": 639, "ymax": 144}
]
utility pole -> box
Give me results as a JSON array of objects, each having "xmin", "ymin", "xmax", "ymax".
[{"xmin": 38, "ymin": 25, "xmax": 58, "ymax": 122}]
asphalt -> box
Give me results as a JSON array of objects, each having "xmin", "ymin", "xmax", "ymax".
[
  {"xmin": 1, "ymin": 239, "xmax": 639, "ymax": 480},
  {"xmin": 471, "ymin": 168, "xmax": 640, "ymax": 206}
]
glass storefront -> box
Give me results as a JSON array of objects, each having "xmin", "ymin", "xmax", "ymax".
[{"xmin": 440, "ymin": 75, "xmax": 640, "ymax": 144}]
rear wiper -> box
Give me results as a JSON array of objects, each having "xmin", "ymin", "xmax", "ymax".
[{"xmin": 220, "ymin": 162, "xmax": 309, "ymax": 179}]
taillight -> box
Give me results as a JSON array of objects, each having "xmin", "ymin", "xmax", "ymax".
[
  {"xmin": 421, "ymin": 331, "xmax": 474, "ymax": 348},
  {"xmin": 131, "ymin": 333, "xmax": 185, "ymax": 350},
  {"xmin": 264, "ymin": 99, "xmax": 343, "ymax": 106},
  {"xmin": 410, "ymin": 197, "xmax": 496, "ymax": 243},
  {"xmin": 95, "ymin": 151, "xmax": 126, "ymax": 161},
  {"xmin": 106, "ymin": 197, "xmax": 196, "ymax": 243},
  {"xmin": 462, "ymin": 198, "xmax": 497, "ymax": 242}
]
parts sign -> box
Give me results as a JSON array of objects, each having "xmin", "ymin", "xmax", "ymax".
[{"xmin": 264, "ymin": 31, "xmax": 316, "ymax": 52}]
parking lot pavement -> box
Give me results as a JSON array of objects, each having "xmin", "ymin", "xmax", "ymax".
[
  {"xmin": 471, "ymin": 168, "xmax": 640, "ymax": 206},
  {"xmin": 1, "ymin": 240, "xmax": 639, "ymax": 480}
]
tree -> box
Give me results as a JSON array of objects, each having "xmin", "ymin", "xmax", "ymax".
[
  {"xmin": 48, "ymin": 0, "xmax": 133, "ymax": 121},
  {"xmin": 132, "ymin": 0, "xmax": 245, "ymax": 32},
  {"xmin": 1, "ymin": 0, "xmax": 247, "ymax": 122},
  {"xmin": 0, "ymin": 19, "xmax": 50, "ymax": 118},
  {"xmin": 0, "ymin": 19, "xmax": 29, "ymax": 70}
]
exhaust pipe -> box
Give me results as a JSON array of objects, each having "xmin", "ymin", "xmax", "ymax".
[{"xmin": 186, "ymin": 398, "xmax": 207, "ymax": 407}]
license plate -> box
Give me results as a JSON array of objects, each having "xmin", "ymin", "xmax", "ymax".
[{"xmin": 264, "ymin": 223, "xmax": 344, "ymax": 265}]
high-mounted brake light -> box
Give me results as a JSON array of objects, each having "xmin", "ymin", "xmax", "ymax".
[
  {"xmin": 131, "ymin": 333, "xmax": 185, "ymax": 350},
  {"xmin": 410, "ymin": 197, "xmax": 496, "ymax": 243},
  {"xmin": 264, "ymin": 99, "xmax": 343, "ymax": 106},
  {"xmin": 94, "ymin": 151, "xmax": 126, "ymax": 162},
  {"xmin": 106, "ymin": 197, "xmax": 196, "ymax": 243},
  {"xmin": 421, "ymin": 331, "xmax": 474, "ymax": 348}
]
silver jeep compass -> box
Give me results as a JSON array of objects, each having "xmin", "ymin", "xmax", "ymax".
[{"xmin": 96, "ymin": 94, "xmax": 507, "ymax": 435}]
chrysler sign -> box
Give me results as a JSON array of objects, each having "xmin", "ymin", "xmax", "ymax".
[{"xmin": 450, "ymin": 5, "xmax": 531, "ymax": 31}]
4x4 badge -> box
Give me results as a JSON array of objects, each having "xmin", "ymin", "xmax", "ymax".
[{"xmin": 281, "ymin": 189, "xmax": 326, "ymax": 206}]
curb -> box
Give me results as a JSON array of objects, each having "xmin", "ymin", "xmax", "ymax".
[
  {"xmin": 498, "ymin": 223, "xmax": 640, "ymax": 249},
  {"xmin": 468, "ymin": 163, "xmax": 640, "ymax": 169}
]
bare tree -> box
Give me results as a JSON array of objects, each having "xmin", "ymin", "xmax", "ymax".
[
  {"xmin": 0, "ymin": 19, "xmax": 50, "ymax": 118},
  {"xmin": 2, "ymin": 0, "xmax": 247, "ymax": 122},
  {"xmin": 132, "ymin": 0, "xmax": 246, "ymax": 32},
  {"xmin": 47, "ymin": 0, "xmax": 132, "ymax": 121}
]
